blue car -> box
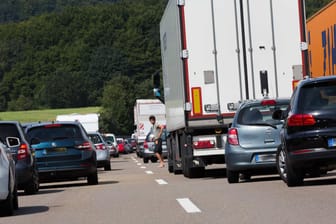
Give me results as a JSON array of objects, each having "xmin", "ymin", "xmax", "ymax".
[
  {"xmin": 225, "ymin": 98, "xmax": 289, "ymax": 183},
  {"xmin": 24, "ymin": 121, "xmax": 98, "ymax": 185}
]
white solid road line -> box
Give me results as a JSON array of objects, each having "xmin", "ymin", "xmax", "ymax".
[
  {"xmin": 155, "ymin": 179, "xmax": 168, "ymax": 185},
  {"xmin": 176, "ymin": 198, "xmax": 201, "ymax": 213},
  {"xmin": 145, "ymin": 170, "xmax": 154, "ymax": 174}
]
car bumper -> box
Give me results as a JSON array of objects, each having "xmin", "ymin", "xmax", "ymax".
[
  {"xmin": 143, "ymin": 150, "xmax": 168, "ymax": 159},
  {"xmin": 37, "ymin": 163, "xmax": 97, "ymax": 182},
  {"xmin": 225, "ymin": 145, "xmax": 277, "ymax": 171},
  {"xmin": 288, "ymin": 148, "xmax": 336, "ymax": 169},
  {"xmin": 15, "ymin": 162, "xmax": 34, "ymax": 186}
]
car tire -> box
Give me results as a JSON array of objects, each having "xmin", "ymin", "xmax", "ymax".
[
  {"xmin": 104, "ymin": 162, "xmax": 111, "ymax": 171},
  {"xmin": 87, "ymin": 172, "xmax": 98, "ymax": 185},
  {"xmin": 13, "ymin": 184, "xmax": 18, "ymax": 210},
  {"xmin": 227, "ymin": 169, "xmax": 239, "ymax": 183},
  {"xmin": 24, "ymin": 168, "xmax": 39, "ymax": 195},
  {"xmin": 151, "ymin": 157, "xmax": 158, "ymax": 163},
  {"xmin": 143, "ymin": 158, "xmax": 149, "ymax": 163},
  {"xmin": 276, "ymin": 146, "xmax": 304, "ymax": 187},
  {"xmin": 0, "ymin": 182, "xmax": 14, "ymax": 216}
]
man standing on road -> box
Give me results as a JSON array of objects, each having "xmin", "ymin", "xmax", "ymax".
[{"xmin": 149, "ymin": 115, "xmax": 165, "ymax": 168}]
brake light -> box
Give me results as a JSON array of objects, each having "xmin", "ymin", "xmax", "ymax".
[
  {"xmin": 44, "ymin": 124, "xmax": 62, "ymax": 128},
  {"xmin": 287, "ymin": 114, "xmax": 316, "ymax": 126},
  {"xmin": 261, "ymin": 99, "xmax": 276, "ymax": 106},
  {"xmin": 227, "ymin": 128, "xmax": 239, "ymax": 145},
  {"xmin": 17, "ymin": 143, "xmax": 29, "ymax": 160},
  {"xmin": 143, "ymin": 141, "xmax": 148, "ymax": 149},
  {"xmin": 291, "ymin": 149, "xmax": 314, "ymax": 155},
  {"xmin": 75, "ymin": 141, "xmax": 93, "ymax": 150},
  {"xmin": 193, "ymin": 140, "xmax": 215, "ymax": 149},
  {"xmin": 95, "ymin": 143, "xmax": 106, "ymax": 150}
]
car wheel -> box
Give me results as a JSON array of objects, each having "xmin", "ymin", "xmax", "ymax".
[
  {"xmin": 13, "ymin": 184, "xmax": 18, "ymax": 210},
  {"xmin": 143, "ymin": 158, "xmax": 149, "ymax": 163},
  {"xmin": 0, "ymin": 184, "xmax": 14, "ymax": 216},
  {"xmin": 104, "ymin": 162, "xmax": 111, "ymax": 171},
  {"xmin": 87, "ymin": 172, "xmax": 98, "ymax": 185},
  {"xmin": 276, "ymin": 146, "xmax": 303, "ymax": 187},
  {"xmin": 227, "ymin": 169, "xmax": 239, "ymax": 183},
  {"xmin": 24, "ymin": 168, "xmax": 39, "ymax": 195},
  {"xmin": 151, "ymin": 157, "xmax": 158, "ymax": 163}
]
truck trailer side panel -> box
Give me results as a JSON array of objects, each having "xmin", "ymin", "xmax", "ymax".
[{"xmin": 307, "ymin": 0, "xmax": 336, "ymax": 77}]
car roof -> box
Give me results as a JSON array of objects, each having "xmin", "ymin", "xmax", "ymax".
[
  {"xmin": 238, "ymin": 98, "xmax": 290, "ymax": 109},
  {"xmin": 297, "ymin": 76, "xmax": 336, "ymax": 87},
  {"xmin": 24, "ymin": 121, "xmax": 82, "ymax": 129}
]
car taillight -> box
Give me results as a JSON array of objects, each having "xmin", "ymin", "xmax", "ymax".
[
  {"xmin": 95, "ymin": 143, "xmax": 106, "ymax": 150},
  {"xmin": 227, "ymin": 128, "xmax": 239, "ymax": 145},
  {"xmin": 193, "ymin": 140, "xmax": 215, "ymax": 149},
  {"xmin": 143, "ymin": 141, "xmax": 148, "ymax": 149},
  {"xmin": 75, "ymin": 141, "xmax": 93, "ymax": 151},
  {"xmin": 287, "ymin": 114, "xmax": 316, "ymax": 126},
  {"xmin": 17, "ymin": 143, "xmax": 29, "ymax": 160}
]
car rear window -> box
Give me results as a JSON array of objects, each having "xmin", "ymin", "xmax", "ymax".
[
  {"xmin": 0, "ymin": 124, "xmax": 21, "ymax": 142},
  {"xmin": 26, "ymin": 124, "xmax": 83, "ymax": 142},
  {"xmin": 88, "ymin": 134, "xmax": 103, "ymax": 144},
  {"xmin": 299, "ymin": 81, "xmax": 336, "ymax": 112},
  {"xmin": 238, "ymin": 103, "xmax": 288, "ymax": 125}
]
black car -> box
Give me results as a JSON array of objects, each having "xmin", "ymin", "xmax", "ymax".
[
  {"xmin": 24, "ymin": 121, "xmax": 98, "ymax": 185},
  {"xmin": 0, "ymin": 121, "xmax": 39, "ymax": 194},
  {"xmin": 273, "ymin": 76, "xmax": 336, "ymax": 187}
]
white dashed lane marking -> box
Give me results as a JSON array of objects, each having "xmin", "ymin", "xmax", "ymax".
[
  {"xmin": 145, "ymin": 171, "xmax": 154, "ymax": 175},
  {"xmin": 137, "ymin": 163, "xmax": 141, "ymax": 166},
  {"xmin": 155, "ymin": 179, "xmax": 168, "ymax": 185},
  {"xmin": 176, "ymin": 198, "xmax": 201, "ymax": 213},
  {"xmin": 140, "ymin": 166, "xmax": 146, "ymax": 169}
]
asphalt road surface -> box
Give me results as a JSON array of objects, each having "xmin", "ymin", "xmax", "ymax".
[{"xmin": 2, "ymin": 153, "xmax": 336, "ymax": 224}]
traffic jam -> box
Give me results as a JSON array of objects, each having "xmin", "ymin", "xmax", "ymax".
[{"xmin": 1, "ymin": 0, "xmax": 336, "ymax": 221}]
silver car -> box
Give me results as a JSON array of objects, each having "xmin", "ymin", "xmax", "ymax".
[
  {"xmin": 0, "ymin": 137, "xmax": 20, "ymax": 216},
  {"xmin": 87, "ymin": 132, "xmax": 111, "ymax": 171},
  {"xmin": 143, "ymin": 130, "xmax": 168, "ymax": 163},
  {"xmin": 225, "ymin": 98, "xmax": 289, "ymax": 183}
]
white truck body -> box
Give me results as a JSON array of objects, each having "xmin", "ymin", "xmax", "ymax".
[
  {"xmin": 160, "ymin": 0, "xmax": 305, "ymax": 177},
  {"xmin": 133, "ymin": 99, "xmax": 166, "ymax": 143},
  {"xmin": 56, "ymin": 113, "xmax": 99, "ymax": 132}
]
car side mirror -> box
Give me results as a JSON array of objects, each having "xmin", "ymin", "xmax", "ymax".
[
  {"xmin": 6, "ymin": 137, "xmax": 20, "ymax": 147},
  {"xmin": 272, "ymin": 109, "xmax": 284, "ymax": 120}
]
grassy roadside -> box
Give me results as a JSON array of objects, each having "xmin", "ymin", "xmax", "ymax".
[{"xmin": 0, "ymin": 107, "xmax": 101, "ymax": 123}]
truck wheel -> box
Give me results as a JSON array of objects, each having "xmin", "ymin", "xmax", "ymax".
[
  {"xmin": 227, "ymin": 169, "xmax": 239, "ymax": 183},
  {"xmin": 143, "ymin": 158, "xmax": 149, "ymax": 163}
]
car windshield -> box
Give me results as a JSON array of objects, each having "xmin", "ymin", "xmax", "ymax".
[
  {"xmin": 88, "ymin": 134, "xmax": 103, "ymax": 144},
  {"xmin": 238, "ymin": 103, "xmax": 288, "ymax": 126},
  {"xmin": 26, "ymin": 124, "xmax": 82, "ymax": 142},
  {"xmin": 299, "ymin": 82, "xmax": 336, "ymax": 112}
]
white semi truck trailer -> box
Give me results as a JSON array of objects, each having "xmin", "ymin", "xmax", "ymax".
[{"xmin": 157, "ymin": 0, "xmax": 307, "ymax": 178}]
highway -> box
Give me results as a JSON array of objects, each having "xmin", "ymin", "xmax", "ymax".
[{"xmin": 2, "ymin": 153, "xmax": 336, "ymax": 224}]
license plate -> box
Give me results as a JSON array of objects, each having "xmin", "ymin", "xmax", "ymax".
[
  {"xmin": 255, "ymin": 154, "xmax": 276, "ymax": 163},
  {"xmin": 328, "ymin": 138, "xmax": 336, "ymax": 147},
  {"xmin": 47, "ymin": 147, "xmax": 67, "ymax": 154}
]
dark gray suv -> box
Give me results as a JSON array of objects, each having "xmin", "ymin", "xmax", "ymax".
[
  {"xmin": 273, "ymin": 76, "xmax": 336, "ymax": 187},
  {"xmin": 0, "ymin": 121, "xmax": 39, "ymax": 194}
]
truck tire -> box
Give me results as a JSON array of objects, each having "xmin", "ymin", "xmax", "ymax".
[{"xmin": 167, "ymin": 137, "xmax": 174, "ymax": 173}]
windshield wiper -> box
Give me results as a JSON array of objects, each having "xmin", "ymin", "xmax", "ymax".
[{"xmin": 245, "ymin": 123, "xmax": 278, "ymax": 129}]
